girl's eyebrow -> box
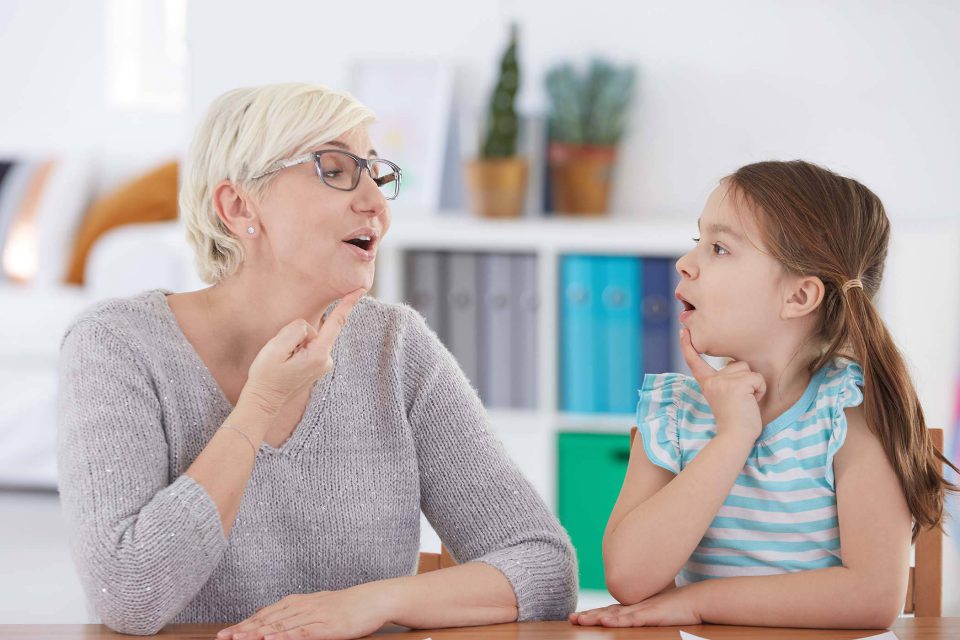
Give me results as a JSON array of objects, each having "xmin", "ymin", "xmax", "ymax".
[{"xmin": 697, "ymin": 218, "xmax": 743, "ymax": 242}]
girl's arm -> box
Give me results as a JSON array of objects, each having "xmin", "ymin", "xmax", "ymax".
[
  {"xmin": 688, "ymin": 403, "xmax": 912, "ymax": 629},
  {"xmin": 603, "ymin": 428, "xmax": 755, "ymax": 603},
  {"xmin": 604, "ymin": 329, "xmax": 767, "ymax": 604}
]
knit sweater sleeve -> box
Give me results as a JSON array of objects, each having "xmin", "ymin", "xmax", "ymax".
[
  {"xmin": 398, "ymin": 306, "xmax": 578, "ymax": 621},
  {"xmin": 56, "ymin": 318, "xmax": 227, "ymax": 635}
]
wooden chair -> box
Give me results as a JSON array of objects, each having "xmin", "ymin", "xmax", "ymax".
[
  {"xmin": 905, "ymin": 427, "xmax": 944, "ymax": 617},
  {"xmin": 417, "ymin": 545, "xmax": 457, "ymax": 573},
  {"xmin": 629, "ymin": 426, "xmax": 945, "ymax": 616}
]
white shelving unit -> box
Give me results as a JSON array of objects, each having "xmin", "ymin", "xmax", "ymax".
[{"xmin": 374, "ymin": 214, "xmax": 693, "ymax": 511}]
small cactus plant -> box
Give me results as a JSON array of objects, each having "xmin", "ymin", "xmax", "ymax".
[
  {"xmin": 480, "ymin": 25, "xmax": 520, "ymax": 158},
  {"xmin": 546, "ymin": 59, "xmax": 635, "ymax": 146}
]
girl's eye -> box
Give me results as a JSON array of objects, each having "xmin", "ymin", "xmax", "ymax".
[
  {"xmin": 692, "ymin": 236, "xmax": 701, "ymax": 243},
  {"xmin": 712, "ymin": 243, "xmax": 729, "ymax": 256}
]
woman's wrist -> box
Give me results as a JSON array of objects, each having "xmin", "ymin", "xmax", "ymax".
[
  {"xmin": 227, "ymin": 396, "xmax": 277, "ymax": 441},
  {"xmin": 349, "ymin": 577, "xmax": 407, "ymax": 626}
]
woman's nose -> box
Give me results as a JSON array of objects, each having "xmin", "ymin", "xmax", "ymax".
[{"xmin": 352, "ymin": 171, "xmax": 388, "ymax": 217}]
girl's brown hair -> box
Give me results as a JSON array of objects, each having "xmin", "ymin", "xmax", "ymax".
[{"xmin": 726, "ymin": 160, "xmax": 958, "ymax": 540}]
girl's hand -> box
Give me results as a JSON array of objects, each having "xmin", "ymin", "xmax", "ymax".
[
  {"xmin": 680, "ymin": 327, "xmax": 765, "ymax": 443},
  {"xmin": 242, "ymin": 289, "xmax": 365, "ymax": 416},
  {"xmin": 569, "ymin": 586, "xmax": 702, "ymax": 628},
  {"xmin": 216, "ymin": 583, "xmax": 394, "ymax": 640}
]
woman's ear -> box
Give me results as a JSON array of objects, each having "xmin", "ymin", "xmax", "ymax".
[
  {"xmin": 782, "ymin": 275, "xmax": 825, "ymax": 320},
  {"xmin": 213, "ymin": 180, "xmax": 255, "ymax": 236}
]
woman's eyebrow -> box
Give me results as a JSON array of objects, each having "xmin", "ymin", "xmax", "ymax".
[{"xmin": 322, "ymin": 140, "xmax": 378, "ymax": 157}]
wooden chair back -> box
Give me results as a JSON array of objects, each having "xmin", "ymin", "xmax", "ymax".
[
  {"xmin": 905, "ymin": 427, "xmax": 944, "ymax": 617},
  {"xmin": 417, "ymin": 545, "xmax": 457, "ymax": 573}
]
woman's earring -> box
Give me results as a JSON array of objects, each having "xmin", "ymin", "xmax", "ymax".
[{"xmin": 246, "ymin": 226, "xmax": 256, "ymax": 235}]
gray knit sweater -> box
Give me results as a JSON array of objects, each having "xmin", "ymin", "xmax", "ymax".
[{"xmin": 56, "ymin": 289, "xmax": 577, "ymax": 635}]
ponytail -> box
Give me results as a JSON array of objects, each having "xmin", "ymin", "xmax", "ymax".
[{"xmin": 816, "ymin": 279, "xmax": 958, "ymax": 541}]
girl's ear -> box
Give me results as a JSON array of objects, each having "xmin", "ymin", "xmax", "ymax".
[{"xmin": 782, "ymin": 275, "xmax": 825, "ymax": 320}]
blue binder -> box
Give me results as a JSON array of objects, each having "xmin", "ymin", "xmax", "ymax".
[
  {"xmin": 601, "ymin": 256, "xmax": 642, "ymax": 414},
  {"xmin": 560, "ymin": 255, "xmax": 601, "ymax": 413},
  {"xmin": 642, "ymin": 258, "xmax": 674, "ymax": 375}
]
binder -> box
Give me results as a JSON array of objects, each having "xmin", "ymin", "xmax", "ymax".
[
  {"xmin": 479, "ymin": 253, "xmax": 514, "ymax": 407},
  {"xmin": 601, "ymin": 256, "xmax": 642, "ymax": 414},
  {"xmin": 560, "ymin": 255, "xmax": 601, "ymax": 413},
  {"xmin": 512, "ymin": 254, "xmax": 539, "ymax": 409},
  {"xmin": 445, "ymin": 252, "xmax": 480, "ymax": 389},
  {"xmin": 404, "ymin": 251, "xmax": 444, "ymax": 337},
  {"xmin": 642, "ymin": 257, "xmax": 674, "ymax": 375}
]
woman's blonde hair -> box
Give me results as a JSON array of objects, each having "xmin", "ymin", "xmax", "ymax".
[{"xmin": 180, "ymin": 83, "xmax": 375, "ymax": 283}]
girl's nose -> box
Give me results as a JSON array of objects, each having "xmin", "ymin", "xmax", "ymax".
[{"xmin": 676, "ymin": 251, "xmax": 698, "ymax": 279}]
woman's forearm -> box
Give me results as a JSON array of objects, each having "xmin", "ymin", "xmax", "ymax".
[
  {"xmin": 689, "ymin": 566, "xmax": 905, "ymax": 629},
  {"xmin": 604, "ymin": 432, "xmax": 754, "ymax": 603},
  {"xmin": 184, "ymin": 397, "xmax": 274, "ymax": 535},
  {"xmin": 368, "ymin": 563, "xmax": 519, "ymax": 629}
]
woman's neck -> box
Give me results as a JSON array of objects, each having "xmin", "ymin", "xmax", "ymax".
[{"xmin": 202, "ymin": 271, "xmax": 340, "ymax": 365}]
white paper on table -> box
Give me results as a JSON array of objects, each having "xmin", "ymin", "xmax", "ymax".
[{"xmin": 679, "ymin": 631, "xmax": 898, "ymax": 640}]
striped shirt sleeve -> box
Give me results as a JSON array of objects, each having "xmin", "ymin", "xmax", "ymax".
[{"xmin": 636, "ymin": 373, "xmax": 687, "ymax": 474}]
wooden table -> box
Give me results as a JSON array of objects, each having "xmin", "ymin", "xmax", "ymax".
[{"xmin": 0, "ymin": 619, "xmax": 954, "ymax": 639}]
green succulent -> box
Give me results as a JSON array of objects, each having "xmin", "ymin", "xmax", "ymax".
[
  {"xmin": 481, "ymin": 25, "xmax": 520, "ymax": 158},
  {"xmin": 546, "ymin": 59, "xmax": 635, "ymax": 146}
]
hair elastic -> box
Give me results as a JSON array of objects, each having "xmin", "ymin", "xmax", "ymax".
[{"xmin": 842, "ymin": 278, "xmax": 864, "ymax": 292}]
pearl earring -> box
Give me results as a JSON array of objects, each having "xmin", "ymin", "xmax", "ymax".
[{"xmin": 246, "ymin": 226, "xmax": 255, "ymax": 235}]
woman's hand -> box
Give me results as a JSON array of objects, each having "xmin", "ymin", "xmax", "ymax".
[
  {"xmin": 216, "ymin": 583, "xmax": 396, "ymax": 640},
  {"xmin": 569, "ymin": 585, "xmax": 702, "ymax": 628},
  {"xmin": 241, "ymin": 289, "xmax": 365, "ymax": 416},
  {"xmin": 680, "ymin": 327, "xmax": 765, "ymax": 443}
]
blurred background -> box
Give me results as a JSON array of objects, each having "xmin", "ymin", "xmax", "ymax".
[{"xmin": 1, "ymin": 0, "xmax": 958, "ymax": 624}]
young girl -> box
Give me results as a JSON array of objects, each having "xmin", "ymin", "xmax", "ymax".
[{"xmin": 571, "ymin": 160, "xmax": 958, "ymax": 629}]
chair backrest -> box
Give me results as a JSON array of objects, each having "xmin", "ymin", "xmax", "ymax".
[
  {"xmin": 417, "ymin": 545, "xmax": 457, "ymax": 574},
  {"xmin": 630, "ymin": 426, "xmax": 945, "ymax": 617},
  {"xmin": 905, "ymin": 427, "xmax": 944, "ymax": 617}
]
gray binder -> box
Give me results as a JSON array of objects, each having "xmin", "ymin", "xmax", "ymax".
[
  {"xmin": 512, "ymin": 254, "xmax": 539, "ymax": 409},
  {"xmin": 479, "ymin": 253, "xmax": 514, "ymax": 407},
  {"xmin": 444, "ymin": 252, "xmax": 480, "ymax": 389},
  {"xmin": 405, "ymin": 251, "xmax": 444, "ymax": 337}
]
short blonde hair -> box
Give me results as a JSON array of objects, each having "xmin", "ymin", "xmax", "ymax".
[{"xmin": 180, "ymin": 83, "xmax": 375, "ymax": 283}]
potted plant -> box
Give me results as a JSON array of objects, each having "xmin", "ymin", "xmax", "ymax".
[
  {"xmin": 465, "ymin": 25, "xmax": 527, "ymax": 219},
  {"xmin": 545, "ymin": 60, "xmax": 635, "ymax": 216}
]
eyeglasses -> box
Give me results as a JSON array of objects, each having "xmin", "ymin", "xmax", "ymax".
[{"xmin": 252, "ymin": 149, "xmax": 402, "ymax": 200}]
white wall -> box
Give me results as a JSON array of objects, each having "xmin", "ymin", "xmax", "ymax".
[{"xmin": 0, "ymin": 0, "xmax": 184, "ymax": 191}]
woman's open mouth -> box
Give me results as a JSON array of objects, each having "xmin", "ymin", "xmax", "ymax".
[{"xmin": 342, "ymin": 229, "xmax": 379, "ymax": 261}]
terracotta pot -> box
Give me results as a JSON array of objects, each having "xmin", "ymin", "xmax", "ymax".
[
  {"xmin": 548, "ymin": 143, "xmax": 617, "ymax": 216},
  {"xmin": 464, "ymin": 157, "xmax": 528, "ymax": 219}
]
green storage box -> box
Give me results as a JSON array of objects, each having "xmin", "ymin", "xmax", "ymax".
[{"xmin": 557, "ymin": 431, "xmax": 632, "ymax": 590}]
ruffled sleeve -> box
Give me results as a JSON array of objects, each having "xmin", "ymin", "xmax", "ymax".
[
  {"xmin": 824, "ymin": 359, "xmax": 865, "ymax": 489},
  {"xmin": 635, "ymin": 373, "xmax": 687, "ymax": 474}
]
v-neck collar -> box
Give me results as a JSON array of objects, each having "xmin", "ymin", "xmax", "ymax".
[{"xmin": 152, "ymin": 288, "xmax": 336, "ymax": 456}]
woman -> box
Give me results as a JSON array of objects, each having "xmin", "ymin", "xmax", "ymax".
[{"xmin": 57, "ymin": 83, "xmax": 577, "ymax": 639}]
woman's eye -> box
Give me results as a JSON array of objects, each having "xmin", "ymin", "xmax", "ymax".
[
  {"xmin": 692, "ymin": 236, "xmax": 701, "ymax": 243},
  {"xmin": 323, "ymin": 169, "xmax": 343, "ymax": 178},
  {"xmin": 712, "ymin": 243, "xmax": 729, "ymax": 256}
]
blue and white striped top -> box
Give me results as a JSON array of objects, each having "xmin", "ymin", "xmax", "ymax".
[{"xmin": 636, "ymin": 358, "xmax": 864, "ymax": 586}]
